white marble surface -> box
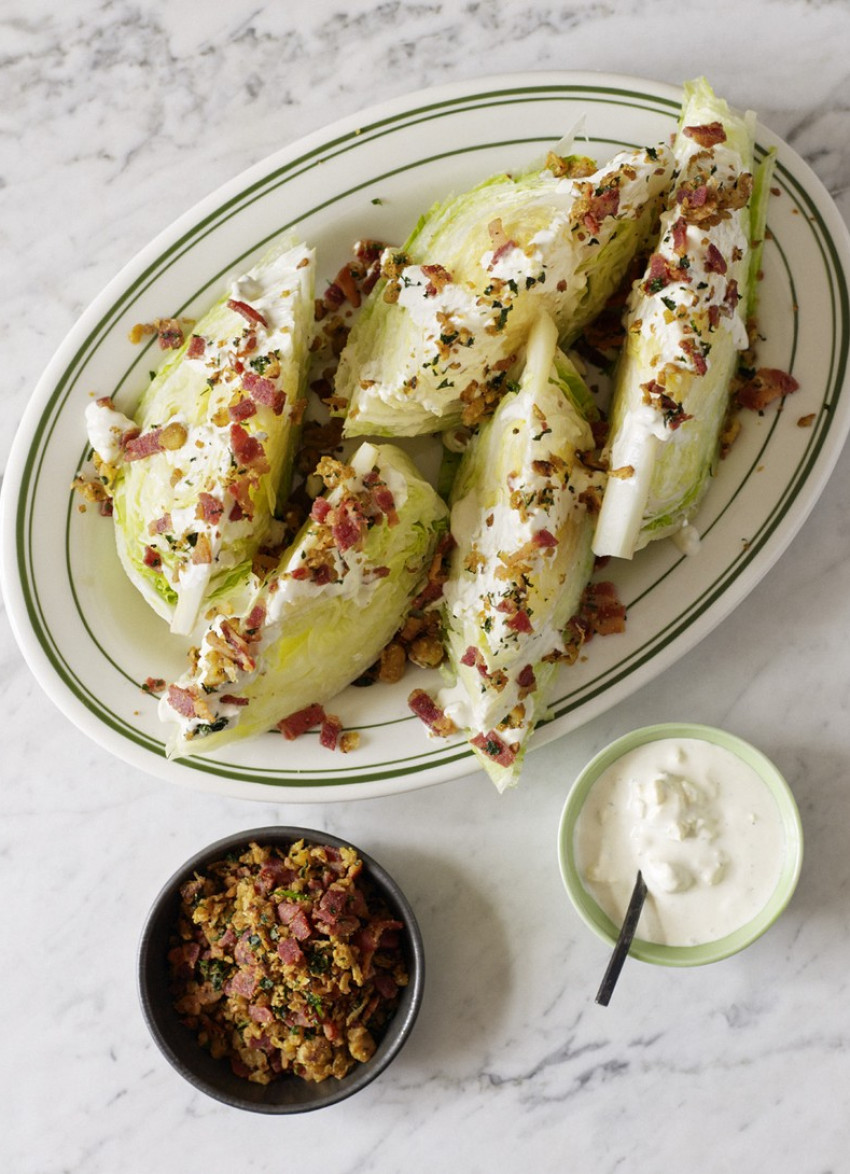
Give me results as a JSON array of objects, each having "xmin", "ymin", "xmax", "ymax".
[{"xmin": 2, "ymin": 1, "xmax": 850, "ymax": 1170}]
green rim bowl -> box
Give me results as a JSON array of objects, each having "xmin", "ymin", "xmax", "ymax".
[{"xmin": 557, "ymin": 723, "xmax": 804, "ymax": 967}]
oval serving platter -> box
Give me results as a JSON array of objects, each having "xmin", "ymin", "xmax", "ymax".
[{"xmin": 2, "ymin": 72, "xmax": 849, "ymax": 801}]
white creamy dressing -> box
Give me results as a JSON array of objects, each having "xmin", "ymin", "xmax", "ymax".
[
  {"xmin": 574, "ymin": 737, "xmax": 785, "ymax": 946},
  {"xmin": 481, "ymin": 240, "xmax": 543, "ymax": 284},
  {"xmin": 84, "ymin": 399, "xmax": 137, "ymax": 464},
  {"xmin": 349, "ymin": 145, "xmax": 672, "ymax": 421},
  {"xmin": 670, "ymin": 520, "xmax": 702, "ymax": 556}
]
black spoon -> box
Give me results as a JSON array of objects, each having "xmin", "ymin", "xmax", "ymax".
[{"xmin": 595, "ymin": 870, "xmax": 648, "ymax": 1006}]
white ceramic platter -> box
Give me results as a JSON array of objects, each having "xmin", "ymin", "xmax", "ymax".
[{"xmin": 2, "ymin": 73, "xmax": 849, "ymax": 801}]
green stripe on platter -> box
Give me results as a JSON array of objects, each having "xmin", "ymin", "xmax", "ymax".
[{"xmin": 12, "ymin": 82, "xmax": 849, "ymax": 787}]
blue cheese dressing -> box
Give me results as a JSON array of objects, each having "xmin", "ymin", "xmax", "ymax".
[{"xmin": 574, "ymin": 737, "xmax": 786, "ymax": 946}]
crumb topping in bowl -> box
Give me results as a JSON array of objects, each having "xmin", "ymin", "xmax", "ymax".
[{"xmin": 168, "ymin": 839, "xmax": 408, "ymax": 1084}]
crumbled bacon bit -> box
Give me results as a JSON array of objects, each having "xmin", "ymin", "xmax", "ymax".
[
  {"xmin": 167, "ymin": 685, "xmax": 197, "ymax": 717},
  {"xmin": 328, "ymin": 262, "xmax": 364, "ymax": 309},
  {"xmin": 470, "ymin": 730, "xmax": 517, "ymax": 768},
  {"xmin": 670, "ymin": 217, "xmax": 689, "ymax": 255},
  {"xmin": 243, "ymin": 370, "xmax": 285, "ymax": 415},
  {"xmin": 167, "ymin": 684, "xmax": 213, "ymax": 721},
  {"xmin": 196, "ymin": 493, "xmax": 224, "ymax": 524},
  {"xmin": 736, "ymin": 367, "xmax": 800, "ymax": 411},
  {"xmin": 642, "ymin": 380, "xmax": 693, "ymax": 430},
  {"xmin": 311, "ymin": 497, "xmax": 332, "ymax": 524},
  {"xmin": 724, "ymin": 278, "xmax": 740, "ymax": 313},
  {"xmin": 227, "ymin": 475, "xmax": 255, "ymax": 522},
  {"xmin": 142, "ymin": 676, "xmax": 166, "ymax": 694},
  {"xmin": 332, "ymin": 498, "xmax": 365, "ymax": 552},
  {"xmin": 408, "ymin": 689, "xmax": 457, "ymax": 737},
  {"xmin": 582, "ymin": 185, "xmax": 620, "ymax": 235},
  {"xmin": 676, "ymin": 171, "xmax": 753, "ymax": 227},
  {"xmin": 461, "ymin": 646, "xmax": 487, "ymax": 673},
  {"xmin": 123, "ymin": 428, "xmax": 165, "ymax": 462},
  {"xmin": 229, "ymin": 398, "xmax": 257, "ymax": 422},
  {"xmin": 683, "ymin": 122, "xmax": 727, "ymax": 148},
  {"xmin": 143, "ymin": 545, "xmax": 161, "ymax": 568},
  {"xmin": 215, "ymin": 620, "xmax": 255, "ymax": 672},
  {"xmin": 679, "ymin": 338, "xmax": 708, "ymax": 376},
  {"xmin": 363, "ymin": 474, "xmax": 398, "ymax": 525},
  {"xmin": 277, "ymin": 703, "xmax": 326, "ymax": 740},
  {"xmin": 559, "ymin": 615, "xmax": 591, "ymax": 665},
  {"xmin": 421, "ymin": 263, "xmax": 453, "ymax": 295},
  {"xmin": 148, "ymin": 513, "xmax": 172, "ymax": 535},
  {"xmin": 186, "ymin": 335, "xmax": 206, "ymax": 359},
  {"xmin": 676, "ymin": 181, "xmax": 708, "ymax": 209},
  {"xmin": 319, "ymin": 714, "xmax": 343, "ymax": 751},
  {"xmin": 227, "ymin": 299, "xmax": 269, "ymax": 329},
  {"xmin": 704, "ymin": 243, "xmax": 727, "ymax": 275},
  {"xmin": 579, "ymin": 580, "xmax": 627, "ymax": 637},
  {"xmin": 230, "ymin": 424, "xmax": 269, "ymax": 473},
  {"xmin": 244, "ymin": 604, "xmax": 266, "ymax": 635},
  {"xmin": 643, "ymin": 252, "xmax": 690, "ymax": 294},
  {"xmin": 157, "ymin": 319, "xmax": 186, "ymax": 349}
]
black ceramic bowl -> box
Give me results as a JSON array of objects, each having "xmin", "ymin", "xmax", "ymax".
[{"xmin": 138, "ymin": 826, "xmax": 424, "ymax": 1112}]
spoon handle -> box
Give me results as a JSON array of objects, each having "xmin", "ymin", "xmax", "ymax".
[{"xmin": 595, "ymin": 870, "xmax": 648, "ymax": 1006}]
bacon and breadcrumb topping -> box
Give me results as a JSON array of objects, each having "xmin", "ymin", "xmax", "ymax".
[
  {"xmin": 277, "ymin": 703, "xmax": 359, "ymax": 753},
  {"xmin": 168, "ymin": 840, "xmax": 408, "ymax": 1085},
  {"xmin": 407, "ymin": 689, "xmax": 457, "ymax": 737},
  {"xmin": 128, "ymin": 316, "xmax": 195, "ymax": 349},
  {"xmin": 354, "ymin": 531, "xmax": 455, "ymax": 688},
  {"xmin": 734, "ymin": 366, "xmax": 800, "ymax": 411}
]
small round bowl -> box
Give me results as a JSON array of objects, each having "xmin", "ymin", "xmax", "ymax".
[
  {"xmin": 138, "ymin": 826, "xmax": 424, "ymax": 1111},
  {"xmin": 558, "ymin": 723, "xmax": 804, "ymax": 967}
]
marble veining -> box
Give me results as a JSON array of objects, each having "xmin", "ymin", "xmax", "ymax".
[{"xmin": 2, "ymin": 0, "xmax": 850, "ymax": 1171}]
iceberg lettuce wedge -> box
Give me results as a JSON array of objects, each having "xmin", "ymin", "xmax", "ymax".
[
  {"xmin": 160, "ymin": 442, "xmax": 449, "ymax": 757},
  {"xmin": 593, "ymin": 79, "xmax": 771, "ymax": 559},
  {"xmin": 86, "ymin": 238, "xmax": 315, "ymax": 635},
  {"xmin": 337, "ymin": 144, "xmax": 672, "ymax": 438},
  {"xmin": 418, "ymin": 312, "xmax": 602, "ymax": 790}
]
